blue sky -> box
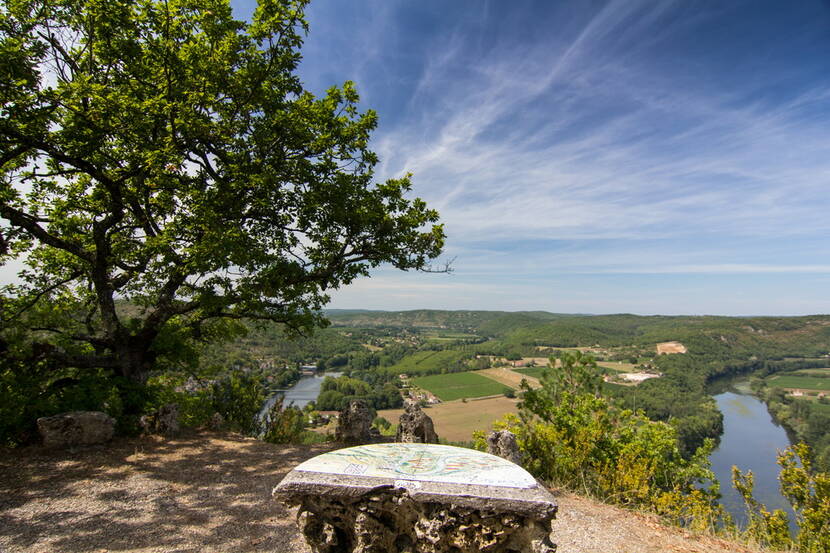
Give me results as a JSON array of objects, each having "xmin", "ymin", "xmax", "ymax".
[
  {"xmin": 4, "ymin": 1, "xmax": 829, "ymax": 316},
  {"xmin": 255, "ymin": 0, "xmax": 830, "ymax": 316}
]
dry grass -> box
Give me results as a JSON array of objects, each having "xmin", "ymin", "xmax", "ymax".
[
  {"xmin": 378, "ymin": 396, "xmax": 520, "ymax": 443},
  {"xmin": 474, "ymin": 367, "xmax": 540, "ymax": 389}
]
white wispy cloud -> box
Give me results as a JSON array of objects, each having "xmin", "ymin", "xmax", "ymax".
[{"xmin": 365, "ymin": 0, "xmax": 830, "ymax": 249}]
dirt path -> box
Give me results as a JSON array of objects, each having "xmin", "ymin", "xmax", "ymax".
[
  {"xmin": 552, "ymin": 493, "xmax": 756, "ymax": 553},
  {"xmin": 0, "ymin": 431, "xmax": 759, "ymax": 553}
]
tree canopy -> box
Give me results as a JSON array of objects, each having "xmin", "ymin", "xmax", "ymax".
[{"xmin": 0, "ymin": 0, "xmax": 445, "ymax": 384}]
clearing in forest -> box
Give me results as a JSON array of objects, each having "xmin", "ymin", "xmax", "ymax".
[{"xmin": 656, "ymin": 341, "xmax": 687, "ymax": 354}]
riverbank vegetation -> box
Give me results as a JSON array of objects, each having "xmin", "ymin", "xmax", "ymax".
[
  {"xmin": 752, "ymin": 376, "xmax": 830, "ymax": 473},
  {"xmin": 476, "ymin": 351, "xmax": 830, "ymax": 552}
]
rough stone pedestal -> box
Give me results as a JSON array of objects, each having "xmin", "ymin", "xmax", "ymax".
[{"xmin": 274, "ymin": 443, "xmax": 557, "ymax": 553}]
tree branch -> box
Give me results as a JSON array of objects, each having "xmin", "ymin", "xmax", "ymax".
[{"xmin": 0, "ymin": 204, "xmax": 90, "ymax": 260}]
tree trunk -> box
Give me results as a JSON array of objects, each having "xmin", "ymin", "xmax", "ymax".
[{"xmin": 113, "ymin": 339, "xmax": 156, "ymax": 384}]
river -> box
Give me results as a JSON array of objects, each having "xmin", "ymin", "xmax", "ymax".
[
  {"xmin": 259, "ymin": 371, "xmax": 342, "ymax": 416},
  {"xmin": 708, "ymin": 377, "xmax": 796, "ymax": 529}
]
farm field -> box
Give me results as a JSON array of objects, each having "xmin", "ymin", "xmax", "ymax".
[
  {"xmin": 768, "ymin": 374, "xmax": 830, "ymax": 391},
  {"xmin": 381, "ymin": 349, "xmax": 469, "ymax": 376},
  {"xmin": 597, "ymin": 361, "xmax": 637, "ymax": 372},
  {"xmin": 791, "ymin": 368, "xmax": 830, "ymax": 376},
  {"xmin": 411, "ymin": 371, "xmax": 510, "ymax": 401},
  {"xmin": 812, "ymin": 402, "xmax": 830, "ymax": 414},
  {"xmin": 515, "ymin": 361, "xmax": 633, "ymax": 379},
  {"xmin": 474, "ymin": 367, "xmax": 540, "ymax": 389},
  {"xmin": 514, "ymin": 367, "xmax": 548, "ymax": 380},
  {"xmin": 378, "ymin": 396, "xmax": 519, "ymax": 443}
]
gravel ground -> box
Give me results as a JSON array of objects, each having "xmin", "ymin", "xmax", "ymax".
[{"xmin": 0, "ymin": 431, "xmax": 761, "ymax": 553}]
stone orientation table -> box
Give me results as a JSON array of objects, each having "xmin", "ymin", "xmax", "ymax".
[{"xmin": 273, "ymin": 443, "xmax": 557, "ymax": 553}]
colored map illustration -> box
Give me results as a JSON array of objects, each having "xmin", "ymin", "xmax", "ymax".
[{"xmin": 294, "ymin": 443, "xmax": 537, "ymax": 488}]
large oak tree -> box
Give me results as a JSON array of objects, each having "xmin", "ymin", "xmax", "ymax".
[{"xmin": 0, "ymin": 0, "xmax": 444, "ymax": 385}]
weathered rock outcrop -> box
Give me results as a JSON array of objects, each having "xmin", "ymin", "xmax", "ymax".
[
  {"xmin": 396, "ymin": 399, "xmax": 438, "ymax": 444},
  {"xmin": 37, "ymin": 411, "xmax": 115, "ymax": 448},
  {"xmin": 486, "ymin": 429, "xmax": 522, "ymax": 465},
  {"xmin": 335, "ymin": 400, "xmax": 373, "ymax": 445},
  {"xmin": 209, "ymin": 412, "xmax": 225, "ymax": 430},
  {"xmin": 139, "ymin": 403, "xmax": 180, "ymax": 436}
]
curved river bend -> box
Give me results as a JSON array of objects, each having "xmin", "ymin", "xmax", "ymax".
[{"xmin": 708, "ymin": 378, "xmax": 795, "ymax": 529}]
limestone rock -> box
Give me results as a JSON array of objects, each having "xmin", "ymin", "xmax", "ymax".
[
  {"xmin": 335, "ymin": 400, "xmax": 373, "ymax": 445},
  {"xmin": 396, "ymin": 399, "xmax": 438, "ymax": 444},
  {"xmin": 37, "ymin": 411, "xmax": 115, "ymax": 448},
  {"xmin": 208, "ymin": 412, "xmax": 225, "ymax": 430},
  {"xmin": 156, "ymin": 403, "xmax": 180, "ymax": 435},
  {"xmin": 140, "ymin": 403, "xmax": 180, "ymax": 436},
  {"xmin": 486, "ymin": 430, "xmax": 522, "ymax": 465}
]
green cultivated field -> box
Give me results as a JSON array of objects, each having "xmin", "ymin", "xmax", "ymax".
[
  {"xmin": 412, "ymin": 371, "xmax": 509, "ymax": 401},
  {"xmin": 597, "ymin": 361, "xmax": 637, "ymax": 372},
  {"xmin": 792, "ymin": 368, "xmax": 830, "ymax": 376},
  {"xmin": 514, "ymin": 367, "xmax": 548, "ymax": 380},
  {"xmin": 382, "ymin": 349, "xmax": 470, "ymax": 376},
  {"xmin": 769, "ymin": 374, "xmax": 830, "ymax": 391}
]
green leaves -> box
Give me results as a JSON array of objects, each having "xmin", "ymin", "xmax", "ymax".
[
  {"xmin": 778, "ymin": 444, "xmax": 830, "ymax": 553},
  {"xmin": 0, "ymin": 0, "xmax": 444, "ymax": 385},
  {"xmin": 495, "ymin": 351, "xmax": 723, "ymax": 528}
]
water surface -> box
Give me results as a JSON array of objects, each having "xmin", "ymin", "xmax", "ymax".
[
  {"xmin": 260, "ymin": 371, "xmax": 341, "ymax": 414},
  {"xmin": 709, "ymin": 382, "xmax": 795, "ymax": 528}
]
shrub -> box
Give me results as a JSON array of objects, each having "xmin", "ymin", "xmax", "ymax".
[
  {"xmin": 779, "ymin": 444, "xmax": 830, "ymax": 553},
  {"xmin": 262, "ymin": 395, "xmax": 305, "ymax": 444},
  {"xmin": 0, "ymin": 355, "xmax": 130, "ymax": 445},
  {"xmin": 144, "ymin": 374, "xmax": 213, "ymax": 429},
  {"xmin": 483, "ymin": 351, "xmax": 723, "ymax": 530},
  {"xmin": 732, "ymin": 467, "xmax": 791, "ymax": 550},
  {"xmin": 210, "ymin": 371, "xmax": 265, "ymax": 435}
]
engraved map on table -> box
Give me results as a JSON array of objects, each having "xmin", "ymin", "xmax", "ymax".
[{"xmin": 294, "ymin": 443, "xmax": 537, "ymax": 489}]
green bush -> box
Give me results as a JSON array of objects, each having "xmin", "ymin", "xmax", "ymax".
[
  {"xmin": 478, "ymin": 351, "xmax": 723, "ymax": 531},
  {"xmin": 144, "ymin": 374, "xmax": 213, "ymax": 429},
  {"xmin": 732, "ymin": 467, "xmax": 791, "ymax": 550},
  {"xmin": 210, "ymin": 371, "xmax": 265, "ymax": 435},
  {"xmin": 262, "ymin": 395, "xmax": 305, "ymax": 444},
  {"xmin": 0, "ymin": 356, "xmax": 131, "ymax": 445},
  {"xmin": 779, "ymin": 444, "xmax": 830, "ymax": 553}
]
